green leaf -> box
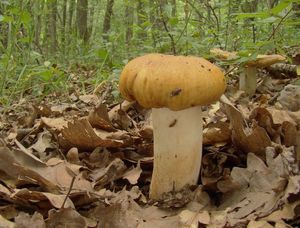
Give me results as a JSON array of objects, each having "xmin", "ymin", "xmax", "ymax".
[
  {"xmin": 261, "ymin": 16, "xmax": 278, "ymax": 23},
  {"xmin": 0, "ymin": 15, "xmax": 3, "ymax": 22},
  {"xmin": 2, "ymin": 15, "xmax": 13, "ymax": 23},
  {"xmin": 141, "ymin": 20, "xmax": 151, "ymax": 27},
  {"xmin": 97, "ymin": 49, "xmax": 108, "ymax": 59},
  {"xmin": 39, "ymin": 70, "xmax": 53, "ymax": 81},
  {"xmin": 270, "ymin": 0, "xmax": 292, "ymax": 14},
  {"xmin": 20, "ymin": 11, "xmax": 31, "ymax": 24},
  {"xmin": 235, "ymin": 12, "xmax": 268, "ymax": 19},
  {"xmin": 168, "ymin": 17, "xmax": 179, "ymax": 26}
]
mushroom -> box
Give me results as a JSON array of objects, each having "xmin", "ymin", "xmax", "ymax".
[
  {"xmin": 240, "ymin": 54, "xmax": 286, "ymax": 95},
  {"xmin": 210, "ymin": 48, "xmax": 285, "ymax": 95},
  {"xmin": 119, "ymin": 54, "xmax": 226, "ymax": 199}
]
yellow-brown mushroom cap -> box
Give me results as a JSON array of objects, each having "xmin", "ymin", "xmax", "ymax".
[{"xmin": 119, "ymin": 54, "xmax": 226, "ymax": 111}]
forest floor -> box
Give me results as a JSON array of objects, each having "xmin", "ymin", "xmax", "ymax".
[{"xmin": 0, "ymin": 58, "xmax": 299, "ymax": 227}]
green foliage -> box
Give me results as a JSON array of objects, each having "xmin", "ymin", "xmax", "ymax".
[{"xmin": 0, "ymin": 0, "xmax": 299, "ymax": 104}]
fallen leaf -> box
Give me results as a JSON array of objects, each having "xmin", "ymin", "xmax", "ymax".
[
  {"xmin": 0, "ymin": 146, "xmax": 92, "ymax": 193},
  {"xmin": 15, "ymin": 212, "xmax": 45, "ymax": 228},
  {"xmin": 247, "ymin": 220, "xmax": 273, "ymax": 228},
  {"xmin": 203, "ymin": 121, "xmax": 231, "ymax": 146},
  {"xmin": 89, "ymin": 158, "xmax": 127, "ymax": 189},
  {"xmin": 0, "ymin": 214, "xmax": 14, "ymax": 228},
  {"xmin": 225, "ymin": 103, "xmax": 271, "ymax": 158},
  {"xmin": 41, "ymin": 117, "xmax": 68, "ymax": 131},
  {"xmin": 79, "ymin": 94, "xmax": 98, "ymax": 105},
  {"xmin": 61, "ymin": 118, "xmax": 127, "ymax": 150},
  {"xmin": 278, "ymin": 84, "xmax": 300, "ymax": 111},
  {"xmin": 215, "ymin": 150, "xmax": 299, "ymax": 227},
  {"xmin": 88, "ymin": 104, "xmax": 116, "ymax": 132},
  {"xmin": 51, "ymin": 103, "xmax": 78, "ymax": 114},
  {"xmin": 179, "ymin": 210, "xmax": 210, "ymax": 227},
  {"xmin": 46, "ymin": 208, "xmax": 96, "ymax": 228},
  {"xmin": 12, "ymin": 189, "xmax": 74, "ymax": 210},
  {"xmin": 29, "ymin": 130, "xmax": 55, "ymax": 158},
  {"xmin": 122, "ymin": 161, "xmax": 142, "ymax": 185}
]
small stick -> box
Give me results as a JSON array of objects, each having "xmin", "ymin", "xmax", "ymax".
[{"xmin": 61, "ymin": 176, "xmax": 76, "ymax": 209}]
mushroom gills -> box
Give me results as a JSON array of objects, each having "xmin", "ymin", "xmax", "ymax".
[{"xmin": 150, "ymin": 106, "xmax": 203, "ymax": 199}]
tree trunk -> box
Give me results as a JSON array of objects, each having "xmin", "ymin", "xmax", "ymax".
[
  {"xmin": 171, "ymin": 0, "xmax": 177, "ymax": 17},
  {"xmin": 157, "ymin": 0, "xmax": 176, "ymax": 54},
  {"xmin": 49, "ymin": 0, "xmax": 58, "ymax": 54},
  {"xmin": 88, "ymin": 1, "xmax": 95, "ymax": 42},
  {"xmin": 67, "ymin": 0, "xmax": 76, "ymax": 44},
  {"xmin": 293, "ymin": 3, "xmax": 300, "ymax": 28},
  {"xmin": 124, "ymin": 0, "xmax": 134, "ymax": 48},
  {"xmin": 149, "ymin": 0, "xmax": 158, "ymax": 47},
  {"xmin": 136, "ymin": 0, "xmax": 147, "ymax": 39},
  {"xmin": 61, "ymin": 0, "xmax": 67, "ymax": 55},
  {"xmin": 76, "ymin": 0, "xmax": 89, "ymax": 43},
  {"xmin": 102, "ymin": 0, "xmax": 115, "ymax": 41},
  {"xmin": 267, "ymin": 0, "xmax": 279, "ymax": 8},
  {"xmin": 0, "ymin": 4, "xmax": 8, "ymax": 49},
  {"xmin": 241, "ymin": 0, "xmax": 259, "ymax": 43}
]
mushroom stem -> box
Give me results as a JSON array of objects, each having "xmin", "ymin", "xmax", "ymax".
[
  {"xmin": 239, "ymin": 66, "xmax": 257, "ymax": 95},
  {"xmin": 150, "ymin": 106, "xmax": 203, "ymax": 199}
]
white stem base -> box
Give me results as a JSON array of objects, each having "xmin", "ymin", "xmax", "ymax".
[
  {"xmin": 239, "ymin": 66, "xmax": 257, "ymax": 95},
  {"xmin": 149, "ymin": 106, "xmax": 203, "ymax": 199}
]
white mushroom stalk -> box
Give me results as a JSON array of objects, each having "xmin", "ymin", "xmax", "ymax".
[
  {"xmin": 239, "ymin": 66, "xmax": 257, "ymax": 95},
  {"xmin": 150, "ymin": 106, "xmax": 202, "ymax": 199}
]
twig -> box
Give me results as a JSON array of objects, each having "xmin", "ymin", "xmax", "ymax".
[
  {"xmin": 267, "ymin": 7, "xmax": 293, "ymax": 41},
  {"xmin": 175, "ymin": 8, "xmax": 193, "ymax": 46},
  {"xmin": 158, "ymin": 1, "xmax": 176, "ymax": 54},
  {"xmin": 61, "ymin": 176, "xmax": 76, "ymax": 209},
  {"xmin": 204, "ymin": 1, "xmax": 220, "ymax": 32}
]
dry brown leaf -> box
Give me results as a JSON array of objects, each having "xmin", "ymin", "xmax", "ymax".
[
  {"xmin": 12, "ymin": 189, "xmax": 74, "ymax": 209},
  {"xmin": 79, "ymin": 94, "xmax": 98, "ymax": 105},
  {"xmin": 201, "ymin": 152, "xmax": 228, "ymax": 187},
  {"xmin": 29, "ymin": 130, "xmax": 55, "ymax": 158},
  {"xmin": 89, "ymin": 158, "xmax": 127, "ymax": 189},
  {"xmin": 41, "ymin": 117, "xmax": 68, "ymax": 131},
  {"xmin": 250, "ymin": 107, "xmax": 298, "ymax": 147},
  {"xmin": 61, "ymin": 118, "xmax": 127, "ymax": 150},
  {"xmin": 278, "ymin": 84, "xmax": 300, "ymax": 111},
  {"xmin": 0, "ymin": 205, "xmax": 18, "ymax": 221},
  {"xmin": 0, "ymin": 183, "xmax": 12, "ymax": 196},
  {"xmin": 203, "ymin": 121, "xmax": 231, "ymax": 146},
  {"xmin": 88, "ymin": 104, "xmax": 116, "ymax": 132},
  {"xmin": 108, "ymin": 101, "xmax": 136, "ymax": 130},
  {"xmin": 0, "ymin": 215, "xmax": 14, "ymax": 228},
  {"xmin": 90, "ymin": 188, "xmax": 177, "ymax": 228},
  {"xmin": 179, "ymin": 210, "xmax": 210, "ymax": 227},
  {"xmin": 247, "ymin": 220, "xmax": 273, "ymax": 228},
  {"xmin": 51, "ymin": 103, "xmax": 78, "ymax": 114},
  {"xmin": 138, "ymin": 125, "xmax": 153, "ymax": 139},
  {"xmin": 122, "ymin": 161, "xmax": 142, "ymax": 185},
  {"xmin": 0, "ymin": 146, "xmax": 92, "ymax": 193},
  {"xmin": 225, "ymin": 103, "xmax": 271, "ymax": 158},
  {"xmin": 264, "ymin": 200, "xmax": 300, "ymax": 223},
  {"xmin": 17, "ymin": 105, "xmax": 38, "ymax": 128},
  {"xmin": 46, "ymin": 208, "xmax": 96, "ymax": 228},
  {"xmin": 215, "ymin": 150, "xmax": 299, "ymax": 227},
  {"xmin": 267, "ymin": 107, "xmax": 297, "ymax": 125},
  {"xmin": 15, "ymin": 212, "xmax": 45, "ymax": 228}
]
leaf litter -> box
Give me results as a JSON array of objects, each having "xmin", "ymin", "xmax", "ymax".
[{"xmin": 0, "ymin": 67, "xmax": 300, "ymax": 228}]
